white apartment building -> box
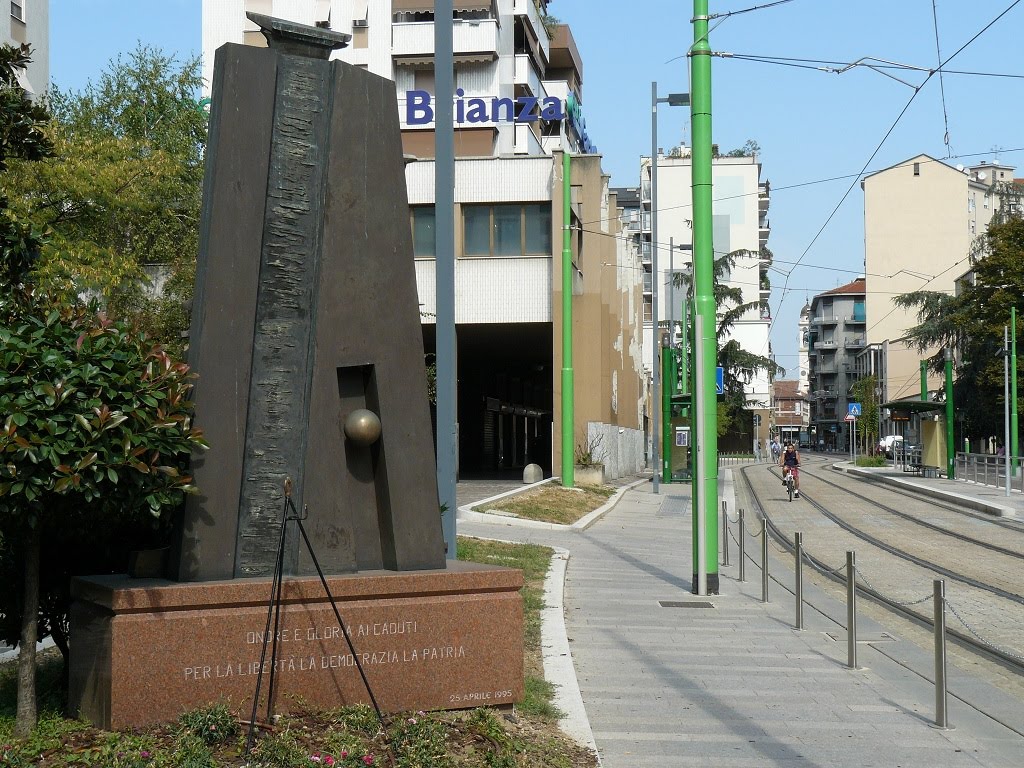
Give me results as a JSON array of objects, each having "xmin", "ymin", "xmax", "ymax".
[
  {"xmin": 202, "ymin": 0, "xmax": 647, "ymax": 478},
  {"xmin": 639, "ymin": 151, "xmax": 773, "ymax": 439},
  {"xmin": 3, "ymin": 0, "xmax": 47, "ymax": 95},
  {"xmin": 863, "ymin": 154, "xmax": 1013, "ymax": 408}
]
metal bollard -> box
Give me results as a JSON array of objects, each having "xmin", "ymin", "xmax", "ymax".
[
  {"xmin": 933, "ymin": 580, "xmax": 949, "ymax": 728},
  {"xmin": 761, "ymin": 518, "xmax": 769, "ymax": 603},
  {"xmin": 846, "ymin": 551, "xmax": 858, "ymax": 669},
  {"xmin": 794, "ymin": 532, "xmax": 804, "ymax": 630},
  {"xmin": 738, "ymin": 509, "xmax": 746, "ymax": 583},
  {"xmin": 722, "ymin": 500, "xmax": 730, "ymax": 567}
]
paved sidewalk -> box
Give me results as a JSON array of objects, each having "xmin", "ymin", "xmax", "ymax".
[{"xmin": 461, "ymin": 476, "xmax": 1024, "ymax": 767}]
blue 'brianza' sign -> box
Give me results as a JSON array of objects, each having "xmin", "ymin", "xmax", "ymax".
[{"xmin": 406, "ymin": 89, "xmax": 565, "ymax": 125}]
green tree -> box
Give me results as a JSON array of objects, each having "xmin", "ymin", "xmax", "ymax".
[
  {"xmin": 895, "ymin": 216, "xmax": 1024, "ymax": 441},
  {"xmin": 2, "ymin": 45, "xmax": 206, "ymax": 354},
  {"xmin": 0, "ymin": 43, "xmax": 206, "ymax": 736},
  {"xmin": 850, "ymin": 374, "xmax": 880, "ymax": 454},
  {"xmin": 675, "ymin": 247, "xmax": 782, "ymax": 440}
]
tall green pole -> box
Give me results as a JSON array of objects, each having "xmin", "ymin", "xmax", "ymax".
[
  {"xmin": 561, "ymin": 151, "xmax": 574, "ymax": 487},
  {"xmin": 1012, "ymin": 307, "xmax": 1018, "ymax": 471},
  {"xmin": 691, "ymin": 0, "xmax": 718, "ymax": 595},
  {"xmin": 662, "ymin": 335, "xmax": 673, "ymax": 483},
  {"xmin": 920, "ymin": 360, "xmax": 928, "ymax": 401},
  {"xmin": 944, "ymin": 348, "xmax": 954, "ymax": 479}
]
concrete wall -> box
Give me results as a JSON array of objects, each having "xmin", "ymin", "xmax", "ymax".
[{"xmin": 587, "ymin": 422, "xmax": 645, "ymax": 480}]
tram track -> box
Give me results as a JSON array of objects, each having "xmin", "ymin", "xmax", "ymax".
[
  {"xmin": 807, "ymin": 462, "xmax": 1024, "ymax": 542},
  {"xmin": 736, "ymin": 461, "xmax": 1024, "ymax": 676}
]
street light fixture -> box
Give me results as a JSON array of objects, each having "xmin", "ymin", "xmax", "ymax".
[{"xmin": 650, "ymin": 82, "xmax": 689, "ymax": 494}]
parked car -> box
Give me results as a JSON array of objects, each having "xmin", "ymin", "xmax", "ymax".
[{"xmin": 878, "ymin": 435, "xmax": 904, "ymax": 458}]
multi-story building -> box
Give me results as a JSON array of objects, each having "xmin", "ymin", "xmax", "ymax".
[
  {"xmin": 806, "ymin": 278, "xmax": 866, "ymax": 451},
  {"xmin": 863, "ymin": 154, "xmax": 1014, "ymax": 408},
  {"xmin": 639, "ymin": 150, "xmax": 773, "ymax": 439},
  {"xmin": 202, "ymin": 1, "xmax": 646, "ymax": 478},
  {"xmin": 772, "ymin": 380, "xmax": 807, "ymax": 447},
  {"xmin": 3, "ymin": 0, "xmax": 47, "ymax": 96}
]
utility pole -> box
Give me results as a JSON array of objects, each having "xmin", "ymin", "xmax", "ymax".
[
  {"xmin": 944, "ymin": 348, "xmax": 955, "ymax": 479},
  {"xmin": 435, "ymin": 0, "xmax": 457, "ymax": 557},
  {"xmin": 690, "ymin": 0, "xmax": 718, "ymax": 595},
  {"xmin": 561, "ymin": 151, "xmax": 574, "ymax": 488},
  {"xmin": 651, "ymin": 81, "xmax": 660, "ymax": 494},
  {"xmin": 1012, "ymin": 306, "xmax": 1018, "ymax": 473}
]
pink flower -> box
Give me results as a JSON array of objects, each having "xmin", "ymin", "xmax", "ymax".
[
  {"xmin": 209, "ymin": 725, "xmax": 217, "ymax": 731},
  {"xmin": 408, "ymin": 717, "xmax": 417, "ymax": 724},
  {"xmin": 362, "ymin": 755, "xmax": 374, "ymax": 765},
  {"xmin": 341, "ymin": 750, "xmax": 349, "ymax": 758},
  {"xmin": 324, "ymin": 757, "xmax": 335, "ymax": 766},
  {"xmin": 140, "ymin": 750, "xmax": 151, "ymax": 758}
]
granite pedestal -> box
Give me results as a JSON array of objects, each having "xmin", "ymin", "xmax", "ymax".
[{"xmin": 69, "ymin": 562, "xmax": 523, "ymax": 730}]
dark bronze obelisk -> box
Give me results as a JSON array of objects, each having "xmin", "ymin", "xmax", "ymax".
[{"xmin": 172, "ymin": 14, "xmax": 445, "ymax": 581}]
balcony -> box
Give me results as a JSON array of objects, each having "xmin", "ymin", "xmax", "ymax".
[
  {"xmin": 513, "ymin": 0, "xmax": 550, "ymax": 61},
  {"xmin": 640, "ymin": 241, "xmax": 652, "ymax": 264},
  {"xmin": 812, "ymin": 315, "xmax": 839, "ymax": 326},
  {"xmin": 845, "ymin": 336, "xmax": 866, "ymax": 349},
  {"xmin": 513, "ymin": 121, "xmax": 543, "ymax": 155},
  {"xmin": 643, "ymin": 272, "xmax": 652, "ymax": 293},
  {"xmin": 846, "ymin": 314, "xmax": 866, "ymax": 325},
  {"xmin": 641, "ymin": 211, "xmax": 651, "ymax": 233},
  {"xmin": 814, "ymin": 339, "xmax": 836, "ymax": 351},
  {"xmin": 514, "ymin": 54, "xmax": 544, "ymax": 97},
  {"xmin": 393, "ymin": 19, "xmax": 499, "ymax": 61},
  {"xmin": 641, "ymin": 179, "xmax": 651, "ymax": 201}
]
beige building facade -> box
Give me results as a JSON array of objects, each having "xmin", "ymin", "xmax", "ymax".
[{"xmin": 863, "ymin": 154, "xmax": 1011, "ymax": 405}]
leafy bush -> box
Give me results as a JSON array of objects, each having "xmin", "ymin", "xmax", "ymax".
[{"xmin": 177, "ymin": 702, "xmax": 238, "ymax": 746}]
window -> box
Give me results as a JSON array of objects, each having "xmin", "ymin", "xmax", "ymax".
[
  {"xmin": 913, "ymin": 162, "xmax": 920, "ymax": 176},
  {"xmin": 461, "ymin": 203, "xmax": 552, "ymax": 257},
  {"xmin": 852, "ymin": 299, "xmax": 865, "ymax": 322},
  {"xmin": 10, "ymin": 0, "xmax": 23, "ymax": 21},
  {"xmin": 410, "ymin": 206, "xmax": 435, "ymax": 257}
]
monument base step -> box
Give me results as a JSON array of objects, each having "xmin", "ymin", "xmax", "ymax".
[{"xmin": 69, "ymin": 561, "xmax": 523, "ymax": 730}]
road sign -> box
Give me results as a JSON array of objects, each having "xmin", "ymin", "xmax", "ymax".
[
  {"xmin": 844, "ymin": 414, "xmax": 856, "ymax": 422},
  {"xmin": 715, "ymin": 366, "xmax": 724, "ymax": 395},
  {"xmin": 848, "ymin": 402, "xmax": 862, "ymax": 416}
]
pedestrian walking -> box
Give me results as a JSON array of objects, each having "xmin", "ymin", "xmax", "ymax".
[{"xmin": 754, "ymin": 438, "xmax": 762, "ymax": 462}]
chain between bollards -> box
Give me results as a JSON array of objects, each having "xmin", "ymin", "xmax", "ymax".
[
  {"xmin": 760, "ymin": 518, "xmax": 769, "ymax": 603},
  {"xmin": 738, "ymin": 509, "xmax": 746, "ymax": 583},
  {"xmin": 934, "ymin": 579, "xmax": 950, "ymax": 729},
  {"xmin": 794, "ymin": 532, "xmax": 804, "ymax": 631},
  {"xmin": 846, "ymin": 551, "xmax": 858, "ymax": 670},
  {"xmin": 722, "ymin": 500, "xmax": 730, "ymax": 567}
]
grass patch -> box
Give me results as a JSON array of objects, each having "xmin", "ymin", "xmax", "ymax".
[
  {"xmin": 473, "ymin": 485, "xmax": 615, "ymax": 525},
  {"xmin": 0, "ymin": 540, "xmax": 597, "ymax": 767},
  {"xmin": 457, "ymin": 537, "xmax": 554, "ymax": 719},
  {"xmin": 855, "ymin": 456, "xmax": 888, "ymax": 467}
]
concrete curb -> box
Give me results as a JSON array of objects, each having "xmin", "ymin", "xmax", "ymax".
[
  {"xmin": 540, "ymin": 546, "xmax": 600, "ymax": 760},
  {"xmin": 457, "ymin": 477, "xmax": 648, "ymax": 532},
  {"xmin": 461, "ymin": 537, "xmax": 599, "ymax": 761},
  {"xmin": 841, "ymin": 464, "xmax": 1017, "ymax": 517}
]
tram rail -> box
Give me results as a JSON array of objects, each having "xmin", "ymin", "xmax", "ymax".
[{"xmin": 736, "ymin": 460, "xmax": 1024, "ymax": 676}]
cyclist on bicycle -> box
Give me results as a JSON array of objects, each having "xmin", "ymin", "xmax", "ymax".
[{"xmin": 781, "ymin": 441, "xmax": 801, "ymax": 498}]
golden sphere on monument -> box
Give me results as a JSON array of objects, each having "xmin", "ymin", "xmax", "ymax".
[{"xmin": 343, "ymin": 408, "xmax": 382, "ymax": 446}]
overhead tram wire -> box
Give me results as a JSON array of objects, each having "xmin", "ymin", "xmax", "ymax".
[
  {"xmin": 722, "ymin": 53, "xmax": 1024, "ymax": 81},
  {"xmin": 759, "ymin": 0, "xmax": 1024, "ymax": 353},
  {"xmin": 583, "ymin": 147, "xmax": 1024, "ymax": 229},
  {"xmin": 709, "ymin": 0, "xmax": 798, "ymax": 18},
  {"xmin": 931, "ymin": 0, "xmax": 954, "ymax": 157}
]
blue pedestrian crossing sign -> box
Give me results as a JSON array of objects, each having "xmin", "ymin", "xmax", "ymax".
[
  {"xmin": 716, "ymin": 366, "xmax": 724, "ymax": 395},
  {"xmin": 848, "ymin": 402, "xmax": 862, "ymax": 417}
]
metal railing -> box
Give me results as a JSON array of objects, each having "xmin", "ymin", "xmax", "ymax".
[
  {"xmin": 955, "ymin": 451, "xmax": 1023, "ymax": 492},
  {"xmin": 721, "ymin": 510, "xmax": 1024, "ymax": 729}
]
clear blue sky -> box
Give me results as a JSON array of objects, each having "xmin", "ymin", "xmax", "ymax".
[{"xmin": 52, "ymin": 1, "xmax": 1024, "ymax": 376}]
